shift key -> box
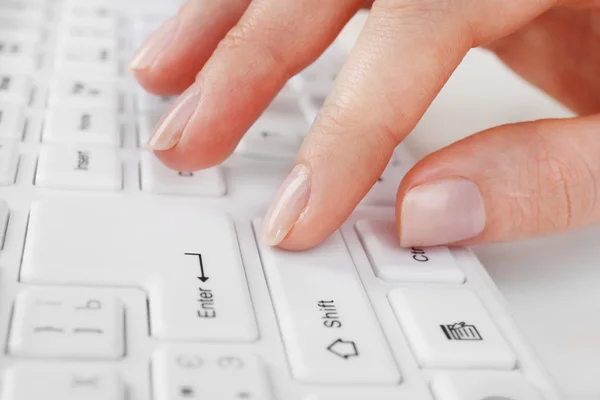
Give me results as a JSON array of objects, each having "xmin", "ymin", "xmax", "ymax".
[{"xmin": 253, "ymin": 220, "xmax": 400, "ymax": 384}]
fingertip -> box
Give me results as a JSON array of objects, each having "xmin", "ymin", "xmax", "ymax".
[
  {"xmin": 131, "ymin": 69, "xmax": 194, "ymax": 97},
  {"xmin": 130, "ymin": 17, "xmax": 179, "ymax": 71},
  {"xmin": 396, "ymin": 178, "xmax": 486, "ymax": 248}
]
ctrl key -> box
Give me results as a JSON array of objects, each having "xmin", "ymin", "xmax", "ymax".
[{"xmin": 2, "ymin": 364, "xmax": 126, "ymax": 400}]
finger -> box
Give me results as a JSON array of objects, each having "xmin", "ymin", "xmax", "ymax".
[
  {"xmin": 487, "ymin": 5, "xmax": 600, "ymax": 115},
  {"xmin": 130, "ymin": 0, "xmax": 250, "ymax": 96},
  {"xmin": 396, "ymin": 115, "xmax": 600, "ymax": 247},
  {"xmin": 151, "ymin": 0, "xmax": 363, "ymax": 169},
  {"xmin": 261, "ymin": 0, "xmax": 558, "ymax": 250}
]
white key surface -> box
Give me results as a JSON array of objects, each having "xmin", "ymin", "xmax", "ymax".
[
  {"xmin": 361, "ymin": 163, "xmax": 407, "ymax": 207},
  {"xmin": 2, "ymin": 364, "xmax": 126, "ymax": 400},
  {"xmin": 49, "ymin": 77, "xmax": 119, "ymax": 110},
  {"xmin": 60, "ymin": 24, "xmax": 117, "ymax": 43},
  {"xmin": 62, "ymin": 3, "xmax": 118, "ymax": 28},
  {"xmin": 0, "ymin": 198, "xmax": 8, "ymax": 246},
  {"xmin": 140, "ymin": 152, "xmax": 226, "ymax": 196},
  {"xmin": 356, "ymin": 219, "xmax": 465, "ymax": 283},
  {"xmin": 0, "ymin": 102, "xmax": 24, "ymax": 139},
  {"xmin": 43, "ymin": 108, "xmax": 120, "ymax": 147},
  {"xmin": 236, "ymin": 99, "xmax": 306, "ymax": 158},
  {"xmin": 8, "ymin": 288, "xmax": 125, "ymax": 359},
  {"xmin": 0, "ymin": 31, "xmax": 38, "ymax": 62},
  {"xmin": 21, "ymin": 200, "xmax": 258, "ymax": 341},
  {"xmin": 56, "ymin": 43, "xmax": 118, "ymax": 75},
  {"xmin": 153, "ymin": 347, "xmax": 272, "ymax": 400},
  {"xmin": 431, "ymin": 372, "xmax": 543, "ymax": 400},
  {"xmin": 237, "ymin": 115, "xmax": 304, "ymax": 159},
  {"xmin": 136, "ymin": 91, "xmax": 174, "ymax": 113},
  {"xmin": 254, "ymin": 220, "xmax": 400, "ymax": 384},
  {"xmin": 35, "ymin": 146, "xmax": 122, "ymax": 191},
  {"xmin": 290, "ymin": 73, "xmax": 336, "ymax": 98},
  {"xmin": 137, "ymin": 112, "xmax": 160, "ymax": 145},
  {"xmin": 0, "ymin": 141, "xmax": 19, "ymax": 185},
  {"xmin": 389, "ymin": 287, "xmax": 517, "ymax": 369},
  {"xmin": 0, "ymin": 72, "xmax": 31, "ymax": 105},
  {"xmin": 297, "ymin": 94, "xmax": 325, "ymax": 124}
]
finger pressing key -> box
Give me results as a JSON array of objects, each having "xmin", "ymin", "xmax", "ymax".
[
  {"xmin": 148, "ymin": 0, "xmax": 364, "ymax": 171},
  {"xmin": 130, "ymin": 0, "xmax": 251, "ymax": 96},
  {"xmin": 260, "ymin": 0, "xmax": 558, "ymax": 250}
]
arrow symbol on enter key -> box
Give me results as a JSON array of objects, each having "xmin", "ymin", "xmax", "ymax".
[{"xmin": 185, "ymin": 253, "xmax": 209, "ymax": 282}]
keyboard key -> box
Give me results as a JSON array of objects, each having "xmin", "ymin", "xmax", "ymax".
[
  {"xmin": 49, "ymin": 77, "xmax": 118, "ymax": 110},
  {"xmin": 356, "ymin": 220, "xmax": 465, "ymax": 283},
  {"xmin": 0, "ymin": 72, "xmax": 31, "ymax": 105},
  {"xmin": 431, "ymin": 372, "xmax": 543, "ymax": 400},
  {"xmin": 236, "ymin": 99, "xmax": 306, "ymax": 158},
  {"xmin": 0, "ymin": 6, "xmax": 46, "ymax": 24},
  {"xmin": 0, "ymin": 103, "xmax": 24, "ymax": 139},
  {"xmin": 43, "ymin": 108, "xmax": 120, "ymax": 147},
  {"xmin": 137, "ymin": 112, "xmax": 160, "ymax": 145},
  {"xmin": 35, "ymin": 146, "xmax": 122, "ymax": 191},
  {"xmin": 0, "ymin": 141, "xmax": 19, "ymax": 185},
  {"xmin": 140, "ymin": 152, "xmax": 226, "ymax": 196},
  {"xmin": 153, "ymin": 347, "xmax": 272, "ymax": 400},
  {"xmin": 388, "ymin": 287, "xmax": 517, "ymax": 369},
  {"xmin": 253, "ymin": 221, "xmax": 400, "ymax": 384},
  {"xmin": 136, "ymin": 90, "xmax": 175, "ymax": 113},
  {"xmin": 0, "ymin": 0, "xmax": 49, "ymax": 12},
  {"xmin": 60, "ymin": 23, "xmax": 117, "ymax": 43},
  {"xmin": 56, "ymin": 43, "xmax": 118, "ymax": 75},
  {"xmin": 61, "ymin": 3, "xmax": 118, "ymax": 32},
  {"xmin": 2, "ymin": 364, "xmax": 126, "ymax": 400},
  {"xmin": 0, "ymin": 30, "xmax": 39, "ymax": 65},
  {"xmin": 0, "ymin": 17, "xmax": 43, "ymax": 39},
  {"xmin": 297, "ymin": 94, "xmax": 325, "ymax": 124},
  {"xmin": 290, "ymin": 72, "xmax": 335, "ymax": 98},
  {"xmin": 361, "ymin": 163, "xmax": 407, "ymax": 207},
  {"xmin": 236, "ymin": 117, "xmax": 303, "ymax": 159},
  {"xmin": 63, "ymin": 2, "xmax": 117, "ymax": 21},
  {"xmin": 8, "ymin": 287, "xmax": 125, "ymax": 359},
  {"xmin": 21, "ymin": 200, "xmax": 258, "ymax": 341},
  {"xmin": 0, "ymin": 198, "xmax": 8, "ymax": 246},
  {"xmin": 305, "ymin": 394, "xmax": 407, "ymax": 400}
]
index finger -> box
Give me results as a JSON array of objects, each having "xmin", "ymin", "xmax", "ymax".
[{"xmin": 260, "ymin": 0, "xmax": 558, "ymax": 249}]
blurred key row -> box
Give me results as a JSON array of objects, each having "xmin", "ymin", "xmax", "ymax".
[
  {"xmin": 1, "ymin": 362, "xmax": 544, "ymax": 400},
  {"xmin": 0, "ymin": 141, "xmax": 407, "ymax": 208},
  {"xmin": 3, "ymin": 349, "xmax": 270, "ymax": 400}
]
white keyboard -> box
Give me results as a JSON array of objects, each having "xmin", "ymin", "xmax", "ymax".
[{"xmin": 0, "ymin": 0, "xmax": 564, "ymax": 399}]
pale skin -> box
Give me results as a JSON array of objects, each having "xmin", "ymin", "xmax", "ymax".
[{"xmin": 131, "ymin": 0, "xmax": 600, "ymax": 250}]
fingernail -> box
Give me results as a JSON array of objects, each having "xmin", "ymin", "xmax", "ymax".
[
  {"xmin": 148, "ymin": 82, "xmax": 202, "ymax": 150},
  {"xmin": 400, "ymin": 178, "xmax": 486, "ymax": 247},
  {"xmin": 130, "ymin": 16, "xmax": 179, "ymax": 70},
  {"xmin": 260, "ymin": 164, "xmax": 311, "ymax": 246}
]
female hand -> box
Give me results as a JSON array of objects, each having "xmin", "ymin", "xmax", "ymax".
[{"xmin": 131, "ymin": 0, "xmax": 600, "ymax": 250}]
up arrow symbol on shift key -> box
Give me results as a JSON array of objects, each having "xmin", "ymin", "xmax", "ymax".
[{"xmin": 327, "ymin": 339, "xmax": 359, "ymax": 359}]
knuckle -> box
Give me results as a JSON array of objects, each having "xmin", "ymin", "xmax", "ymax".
[
  {"xmin": 312, "ymin": 101, "xmax": 359, "ymax": 143},
  {"xmin": 371, "ymin": 0, "xmax": 473, "ymax": 48},
  {"xmin": 532, "ymin": 151, "xmax": 573, "ymax": 232},
  {"xmin": 374, "ymin": 0, "xmax": 455, "ymax": 23},
  {"xmin": 217, "ymin": 20, "xmax": 293, "ymax": 80},
  {"xmin": 512, "ymin": 140, "xmax": 597, "ymax": 234}
]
